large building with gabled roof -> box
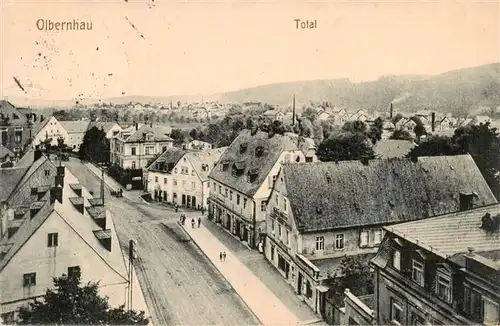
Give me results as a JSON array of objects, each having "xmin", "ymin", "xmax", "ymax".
[
  {"xmin": 0, "ymin": 149, "xmax": 129, "ymax": 322},
  {"xmin": 264, "ymin": 155, "xmax": 497, "ymax": 319},
  {"xmin": 207, "ymin": 129, "xmax": 314, "ymax": 249}
]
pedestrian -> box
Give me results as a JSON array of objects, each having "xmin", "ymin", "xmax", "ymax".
[
  {"xmin": 175, "ymin": 204, "xmax": 179, "ymax": 213},
  {"xmin": 191, "ymin": 218, "xmax": 195, "ymax": 228},
  {"xmin": 222, "ymin": 251, "xmax": 226, "ymax": 262},
  {"xmin": 219, "ymin": 252, "xmax": 223, "ymax": 262},
  {"xmin": 198, "ymin": 217, "xmax": 201, "ymax": 228},
  {"xmin": 201, "ymin": 207, "xmax": 205, "ymax": 216},
  {"xmin": 182, "ymin": 215, "xmax": 186, "ymax": 225}
]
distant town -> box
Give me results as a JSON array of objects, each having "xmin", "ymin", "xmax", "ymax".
[{"xmin": 1, "ymin": 87, "xmax": 499, "ymax": 326}]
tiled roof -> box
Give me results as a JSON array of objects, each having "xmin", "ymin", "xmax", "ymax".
[
  {"xmin": 0, "ymin": 100, "xmax": 27, "ymax": 124},
  {"xmin": 0, "ymin": 167, "xmax": 29, "ymax": 203},
  {"xmin": 59, "ymin": 120, "xmax": 91, "ymax": 134},
  {"xmin": 282, "ymin": 155, "xmax": 497, "ymax": 232},
  {"xmin": 209, "ymin": 129, "xmax": 301, "ymax": 197},
  {"xmin": 125, "ymin": 124, "xmax": 173, "ymax": 142},
  {"xmin": 185, "ymin": 147, "xmax": 227, "ymax": 181},
  {"xmin": 385, "ymin": 204, "xmax": 500, "ymax": 261},
  {"xmin": 0, "ymin": 145, "xmax": 14, "ymax": 158},
  {"xmin": 148, "ymin": 148, "xmax": 186, "ymax": 172},
  {"xmin": 88, "ymin": 122, "xmax": 120, "ymax": 134},
  {"xmin": 374, "ymin": 139, "xmax": 416, "ymax": 159}
]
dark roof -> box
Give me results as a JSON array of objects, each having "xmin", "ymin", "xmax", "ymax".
[
  {"xmin": 88, "ymin": 121, "xmax": 119, "ymax": 134},
  {"xmin": 59, "ymin": 120, "xmax": 91, "ymax": 134},
  {"xmin": 209, "ymin": 129, "xmax": 301, "ymax": 196},
  {"xmin": 126, "ymin": 124, "xmax": 173, "ymax": 142},
  {"xmin": 373, "ymin": 139, "xmax": 416, "ymax": 159},
  {"xmin": 185, "ymin": 147, "xmax": 227, "ymax": 181},
  {"xmin": 0, "ymin": 145, "xmax": 14, "ymax": 158},
  {"xmin": 282, "ymin": 155, "xmax": 497, "ymax": 232},
  {"xmin": 0, "ymin": 100, "xmax": 27, "ymax": 124},
  {"xmin": 148, "ymin": 148, "xmax": 186, "ymax": 172},
  {"xmin": 385, "ymin": 203, "xmax": 500, "ymax": 260},
  {"xmin": 0, "ymin": 167, "xmax": 29, "ymax": 203}
]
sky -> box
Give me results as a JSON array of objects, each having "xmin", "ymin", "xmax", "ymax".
[{"xmin": 1, "ymin": 0, "xmax": 498, "ymax": 102}]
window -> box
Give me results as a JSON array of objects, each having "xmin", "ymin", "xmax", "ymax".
[
  {"xmin": 392, "ymin": 249, "xmax": 401, "ymax": 271},
  {"xmin": 68, "ymin": 266, "xmax": 81, "ymax": 278},
  {"xmin": 229, "ymin": 191, "xmax": 233, "ymax": 201},
  {"xmin": 236, "ymin": 194, "xmax": 240, "ymax": 205},
  {"xmin": 275, "ymin": 194, "xmax": 279, "ymax": 206},
  {"xmin": 164, "ymin": 177, "xmax": 167, "ymax": 184},
  {"xmin": 191, "ymin": 182, "xmax": 195, "ymax": 190},
  {"xmin": 44, "ymin": 169, "xmax": 50, "ymax": 176},
  {"xmin": 278, "ymin": 224, "xmax": 282, "ymax": 237},
  {"xmin": 316, "ymin": 236, "xmax": 325, "ymax": 251},
  {"xmin": 243, "ymin": 198, "xmax": 247, "ymax": 209},
  {"xmin": 286, "ymin": 230, "xmax": 290, "ymax": 245},
  {"xmin": 483, "ymin": 298, "xmax": 499, "ymax": 325},
  {"xmin": 335, "ymin": 234, "xmax": 344, "ymax": 249},
  {"xmin": 410, "ymin": 309, "xmax": 426, "ymax": 326},
  {"xmin": 306, "ymin": 280, "xmax": 313, "ymax": 298},
  {"xmin": 131, "ymin": 147, "xmax": 136, "ymax": 155},
  {"xmin": 191, "ymin": 170, "xmax": 195, "ymax": 176},
  {"xmin": 283, "ymin": 198, "xmax": 287, "ymax": 212},
  {"xmin": 218, "ymin": 184, "xmax": 221, "ymax": 194},
  {"xmin": 162, "ymin": 146, "xmax": 167, "ymax": 152},
  {"xmin": 145, "ymin": 147, "xmax": 151, "ymax": 155},
  {"xmin": 181, "ymin": 166, "xmax": 189, "ymax": 175},
  {"xmin": 131, "ymin": 161, "xmax": 136, "ymax": 169},
  {"xmin": 412, "ymin": 260, "xmax": 425, "ymax": 286},
  {"xmin": 272, "ymin": 175, "xmax": 277, "ymax": 186},
  {"xmin": 391, "ymin": 298, "xmax": 403, "ymax": 325},
  {"xmin": 436, "ymin": 273, "xmax": 452, "ymax": 302},
  {"xmin": 182, "ymin": 180, "xmax": 187, "ymax": 189},
  {"xmin": 155, "ymin": 176, "xmax": 158, "ymax": 183},
  {"xmin": 23, "ymin": 273, "xmax": 36, "ymax": 287},
  {"xmin": 374, "ymin": 230, "xmax": 382, "ymax": 245},
  {"xmin": 48, "ymin": 232, "xmax": 58, "ymax": 247},
  {"xmin": 173, "ymin": 179, "xmax": 177, "ymax": 186},
  {"xmin": 271, "ymin": 218, "xmax": 275, "ymax": 232},
  {"xmin": 260, "ymin": 200, "xmax": 267, "ymax": 212},
  {"xmin": 360, "ymin": 231, "xmax": 369, "ymax": 247}
]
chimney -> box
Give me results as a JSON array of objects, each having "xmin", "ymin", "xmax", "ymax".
[
  {"xmin": 459, "ymin": 192, "xmax": 474, "ymax": 211},
  {"xmin": 431, "ymin": 112, "xmax": 436, "ymax": 132},
  {"xmin": 467, "ymin": 247, "xmax": 475, "ymax": 256},
  {"xmin": 40, "ymin": 115, "xmax": 45, "ymax": 122},
  {"xmin": 50, "ymin": 185, "xmax": 63, "ymax": 204},
  {"xmin": 54, "ymin": 166, "xmax": 65, "ymax": 187},
  {"xmin": 390, "ymin": 103, "xmax": 394, "ymax": 119},
  {"xmin": 135, "ymin": 123, "xmax": 139, "ymax": 130},
  {"xmin": 34, "ymin": 147, "xmax": 42, "ymax": 162}
]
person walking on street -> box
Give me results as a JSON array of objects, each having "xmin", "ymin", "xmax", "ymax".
[
  {"xmin": 219, "ymin": 252, "xmax": 223, "ymax": 262},
  {"xmin": 198, "ymin": 217, "xmax": 201, "ymax": 228},
  {"xmin": 191, "ymin": 218, "xmax": 195, "ymax": 228},
  {"xmin": 201, "ymin": 207, "xmax": 205, "ymax": 216},
  {"xmin": 175, "ymin": 204, "xmax": 179, "ymax": 213},
  {"xmin": 222, "ymin": 251, "xmax": 226, "ymax": 262}
]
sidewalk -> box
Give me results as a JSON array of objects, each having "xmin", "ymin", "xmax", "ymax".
[{"xmin": 180, "ymin": 219, "xmax": 302, "ymax": 326}]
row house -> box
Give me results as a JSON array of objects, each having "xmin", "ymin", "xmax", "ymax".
[
  {"xmin": 146, "ymin": 147, "xmax": 226, "ymax": 210},
  {"xmin": 0, "ymin": 100, "xmax": 32, "ymax": 156},
  {"xmin": 207, "ymin": 129, "xmax": 310, "ymax": 249},
  {"xmin": 264, "ymin": 154, "xmax": 497, "ymax": 322},
  {"xmin": 371, "ymin": 204, "xmax": 500, "ymax": 326},
  {"xmin": 0, "ymin": 149, "xmax": 129, "ymax": 322},
  {"xmin": 109, "ymin": 123, "xmax": 173, "ymax": 188}
]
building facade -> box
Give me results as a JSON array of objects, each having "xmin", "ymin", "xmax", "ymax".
[
  {"xmin": 147, "ymin": 147, "xmax": 226, "ymax": 209},
  {"xmin": 371, "ymin": 204, "xmax": 500, "ymax": 326},
  {"xmin": 208, "ymin": 130, "xmax": 309, "ymax": 249},
  {"xmin": 264, "ymin": 155, "xmax": 497, "ymax": 320},
  {"xmin": 0, "ymin": 101, "xmax": 32, "ymax": 156},
  {"xmin": 31, "ymin": 116, "xmax": 69, "ymax": 148}
]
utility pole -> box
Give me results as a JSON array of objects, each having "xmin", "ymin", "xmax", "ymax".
[
  {"xmin": 101, "ymin": 167, "xmax": 105, "ymax": 204},
  {"xmin": 128, "ymin": 239, "xmax": 137, "ymax": 311}
]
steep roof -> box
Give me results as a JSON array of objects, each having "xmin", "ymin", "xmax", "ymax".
[
  {"xmin": 31, "ymin": 116, "xmax": 53, "ymax": 136},
  {"xmin": 0, "ymin": 145, "xmax": 14, "ymax": 158},
  {"xmin": 0, "ymin": 165, "xmax": 127, "ymax": 280},
  {"xmin": 0, "ymin": 167, "xmax": 29, "ymax": 203},
  {"xmin": 0, "ymin": 100, "xmax": 27, "ymax": 124},
  {"xmin": 88, "ymin": 121, "xmax": 120, "ymax": 134},
  {"xmin": 209, "ymin": 129, "xmax": 301, "ymax": 196},
  {"xmin": 374, "ymin": 139, "xmax": 416, "ymax": 159},
  {"xmin": 125, "ymin": 124, "xmax": 173, "ymax": 142},
  {"xmin": 282, "ymin": 155, "xmax": 497, "ymax": 232},
  {"xmin": 59, "ymin": 120, "xmax": 91, "ymax": 134},
  {"xmin": 148, "ymin": 148, "xmax": 186, "ymax": 172},
  {"xmin": 185, "ymin": 147, "xmax": 227, "ymax": 181},
  {"xmin": 385, "ymin": 204, "xmax": 500, "ymax": 261}
]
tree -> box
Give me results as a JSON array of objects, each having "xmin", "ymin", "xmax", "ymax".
[
  {"xmin": 79, "ymin": 127, "xmax": 110, "ymax": 163},
  {"xmin": 390, "ymin": 129, "xmax": 414, "ymax": 141},
  {"xmin": 367, "ymin": 117, "xmax": 384, "ymax": 145},
  {"xmin": 301, "ymin": 107, "xmax": 317, "ymax": 123},
  {"xmin": 413, "ymin": 123, "xmax": 426, "ymax": 143},
  {"xmin": 170, "ymin": 128, "xmax": 188, "ymax": 146},
  {"xmin": 342, "ymin": 120, "xmax": 367, "ymax": 134},
  {"xmin": 330, "ymin": 255, "xmax": 374, "ymax": 297},
  {"xmin": 391, "ymin": 113, "xmax": 403, "ymax": 125},
  {"xmin": 17, "ymin": 272, "xmax": 149, "ymax": 325},
  {"xmin": 52, "ymin": 110, "xmax": 71, "ymax": 121},
  {"xmin": 317, "ymin": 132, "xmax": 375, "ymax": 162}
]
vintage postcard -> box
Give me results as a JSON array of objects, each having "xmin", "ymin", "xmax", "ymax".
[{"xmin": 0, "ymin": 0, "xmax": 499, "ymax": 325}]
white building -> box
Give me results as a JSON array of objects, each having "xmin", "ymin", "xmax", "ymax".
[{"xmin": 31, "ymin": 116, "xmax": 68, "ymax": 148}]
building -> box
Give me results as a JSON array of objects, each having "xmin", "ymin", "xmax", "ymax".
[
  {"xmin": 109, "ymin": 123, "xmax": 173, "ymax": 188},
  {"xmin": 0, "ymin": 100, "xmax": 32, "ymax": 156},
  {"xmin": 59, "ymin": 121, "xmax": 91, "ymax": 151},
  {"xmin": 0, "ymin": 145, "xmax": 15, "ymax": 167},
  {"xmin": 31, "ymin": 116, "xmax": 68, "ymax": 148},
  {"xmin": 87, "ymin": 121, "xmax": 122, "ymax": 139},
  {"xmin": 146, "ymin": 147, "xmax": 226, "ymax": 209},
  {"xmin": 370, "ymin": 203, "xmax": 500, "ymax": 326},
  {"xmin": 185, "ymin": 139, "xmax": 213, "ymax": 150},
  {"xmin": 373, "ymin": 139, "xmax": 416, "ymax": 159},
  {"xmin": 208, "ymin": 130, "xmax": 309, "ymax": 249},
  {"xmin": 263, "ymin": 155, "xmax": 497, "ymax": 320},
  {"xmin": 0, "ymin": 149, "xmax": 129, "ymax": 322}
]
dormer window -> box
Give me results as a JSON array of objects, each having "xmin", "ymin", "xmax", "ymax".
[
  {"xmin": 392, "ymin": 249, "xmax": 401, "ymax": 271},
  {"xmin": 436, "ymin": 269, "xmax": 452, "ymax": 303},
  {"xmin": 222, "ymin": 163, "xmax": 229, "ymax": 171},
  {"xmin": 240, "ymin": 143, "xmax": 248, "ymax": 154},
  {"xmin": 255, "ymin": 146, "xmax": 264, "ymax": 157},
  {"xmin": 412, "ymin": 259, "xmax": 425, "ymax": 287}
]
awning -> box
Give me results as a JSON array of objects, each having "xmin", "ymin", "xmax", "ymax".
[{"xmin": 316, "ymin": 285, "xmax": 329, "ymax": 293}]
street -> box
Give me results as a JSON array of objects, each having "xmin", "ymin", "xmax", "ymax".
[{"xmin": 64, "ymin": 158, "xmax": 260, "ymax": 325}]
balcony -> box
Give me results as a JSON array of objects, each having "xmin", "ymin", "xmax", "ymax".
[{"xmin": 272, "ymin": 207, "xmax": 288, "ymax": 222}]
